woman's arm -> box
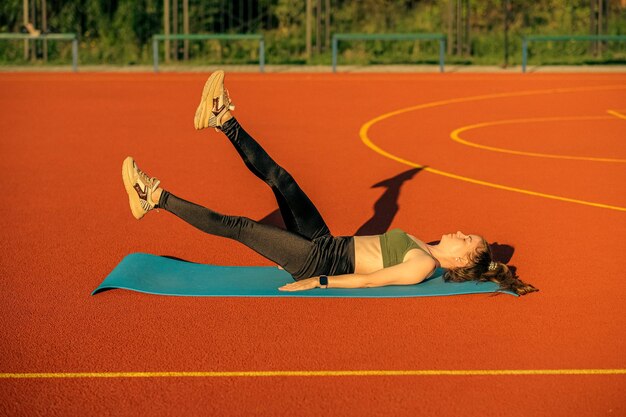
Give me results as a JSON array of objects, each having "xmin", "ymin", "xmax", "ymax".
[{"xmin": 278, "ymin": 256, "xmax": 437, "ymax": 291}]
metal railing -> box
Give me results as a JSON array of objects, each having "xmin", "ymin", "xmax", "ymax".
[
  {"xmin": 0, "ymin": 33, "xmax": 78, "ymax": 72},
  {"xmin": 152, "ymin": 34, "xmax": 265, "ymax": 73},
  {"xmin": 331, "ymin": 33, "xmax": 446, "ymax": 73}
]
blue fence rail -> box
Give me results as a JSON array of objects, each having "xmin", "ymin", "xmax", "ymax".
[{"xmin": 0, "ymin": 33, "xmax": 78, "ymax": 71}]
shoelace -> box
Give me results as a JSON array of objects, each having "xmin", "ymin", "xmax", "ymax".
[
  {"xmin": 136, "ymin": 167, "xmax": 159, "ymax": 191},
  {"xmin": 209, "ymin": 90, "xmax": 235, "ymax": 131},
  {"xmin": 136, "ymin": 165, "xmax": 160, "ymax": 208},
  {"xmin": 212, "ymin": 89, "xmax": 234, "ymax": 113},
  {"xmin": 225, "ymin": 89, "xmax": 235, "ymax": 111}
]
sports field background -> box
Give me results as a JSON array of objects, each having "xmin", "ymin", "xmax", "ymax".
[
  {"xmin": 2, "ymin": 0, "xmax": 626, "ymax": 67},
  {"xmin": 0, "ymin": 71, "xmax": 624, "ymax": 416}
]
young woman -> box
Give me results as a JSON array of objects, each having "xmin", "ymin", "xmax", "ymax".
[{"xmin": 122, "ymin": 71, "xmax": 538, "ymax": 296}]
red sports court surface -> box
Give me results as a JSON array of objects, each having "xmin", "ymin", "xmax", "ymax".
[{"xmin": 0, "ymin": 72, "xmax": 624, "ymax": 416}]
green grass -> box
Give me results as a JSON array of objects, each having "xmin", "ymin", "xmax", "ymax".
[{"xmin": 1, "ymin": 38, "xmax": 625, "ymax": 67}]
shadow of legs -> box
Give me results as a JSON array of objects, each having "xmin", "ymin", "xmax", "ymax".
[
  {"xmin": 257, "ymin": 167, "xmax": 424, "ymax": 236},
  {"xmin": 354, "ymin": 168, "xmax": 423, "ymax": 236}
]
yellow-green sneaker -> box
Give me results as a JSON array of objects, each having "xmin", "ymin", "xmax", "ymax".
[
  {"xmin": 122, "ymin": 157, "xmax": 160, "ymax": 220},
  {"xmin": 193, "ymin": 70, "xmax": 235, "ymax": 131}
]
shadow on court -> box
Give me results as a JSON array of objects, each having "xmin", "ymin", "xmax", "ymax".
[
  {"xmin": 353, "ymin": 168, "xmax": 424, "ymax": 236},
  {"xmin": 257, "ymin": 208, "xmax": 287, "ymax": 230},
  {"xmin": 490, "ymin": 242, "xmax": 515, "ymax": 264},
  {"xmin": 257, "ymin": 168, "xmax": 424, "ymax": 235}
]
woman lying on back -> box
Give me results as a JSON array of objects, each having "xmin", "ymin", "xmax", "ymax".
[{"xmin": 122, "ymin": 71, "xmax": 538, "ymax": 296}]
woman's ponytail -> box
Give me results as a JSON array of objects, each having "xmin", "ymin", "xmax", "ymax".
[
  {"xmin": 443, "ymin": 240, "xmax": 539, "ymax": 296},
  {"xmin": 483, "ymin": 262, "xmax": 538, "ymax": 296}
]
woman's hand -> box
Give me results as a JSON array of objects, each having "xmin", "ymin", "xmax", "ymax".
[{"xmin": 278, "ymin": 277, "xmax": 319, "ymax": 292}]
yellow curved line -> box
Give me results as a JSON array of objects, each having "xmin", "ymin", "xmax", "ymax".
[
  {"xmin": 359, "ymin": 84, "xmax": 626, "ymax": 212},
  {"xmin": 450, "ymin": 116, "xmax": 626, "ymax": 163},
  {"xmin": 607, "ymin": 109, "xmax": 626, "ymax": 120},
  {"xmin": 1, "ymin": 369, "xmax": 625, "ymax": 378}
]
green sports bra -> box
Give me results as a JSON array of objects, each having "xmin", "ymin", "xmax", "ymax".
[{"xmin": 379, "ymin": 228, "xmax": 434, "ymax": 268}]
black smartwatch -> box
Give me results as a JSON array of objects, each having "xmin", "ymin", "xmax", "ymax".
[{"xmin": 319, "ymin": 275, "xmax": 328, "ymax": 288}]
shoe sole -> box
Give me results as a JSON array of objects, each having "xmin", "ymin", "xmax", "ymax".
[
  {"xmin": 194, "ymin": 70, "xmax": 224, "ymax": 130},
  {"xmin": 122, "ymin": 156, "xmax": 145, "ymax": 220}
]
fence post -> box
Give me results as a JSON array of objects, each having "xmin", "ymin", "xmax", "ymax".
[
  {"xmin": 153, "ymin": 37, "xmax": 159, "ymax": 73},
  {"xmin": 71, "ymin": 38, "xmax": 78, "ymax": 72},
  {"xmin": 332, "ymin": 36, "xmax": 338, "ymax": 73},
  {"xmin": 259, "ymin": 38, "xmax": 265, "ymax": 73},
  {"xmin": 439, "ymin": 38, "xmax": 445, "ymax": 73},
  {"xmin": 522, "ymin": 38, "xmax": 527, "ymax": 73}
]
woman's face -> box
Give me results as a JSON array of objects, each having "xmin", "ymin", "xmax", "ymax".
[{"xmin": 440, "ymin": 231, "xmax": 483, "ymax": 263}]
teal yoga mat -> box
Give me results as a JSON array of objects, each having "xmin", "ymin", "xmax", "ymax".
[{"xmin": 92, "ymin": 253, "xmax": 516, "ymax": 297}]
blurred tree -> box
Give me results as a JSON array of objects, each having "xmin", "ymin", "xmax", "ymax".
[{"xmin": 1, "ymin": 0, "xmax": 625, "ymax": 65}]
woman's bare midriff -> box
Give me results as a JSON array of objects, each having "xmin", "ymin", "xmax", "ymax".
[
  {"xmin": 353, "ymin": 235, "xmax": 384, "ymax": 274},
  {"xmin": 353, "ymin": 234, "xmax": 436, "ymax": 275}
]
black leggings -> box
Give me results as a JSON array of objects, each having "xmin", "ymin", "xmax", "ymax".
[{"xmin": 158, "ymin": 118, "xmax": 355, "ymax": 280}]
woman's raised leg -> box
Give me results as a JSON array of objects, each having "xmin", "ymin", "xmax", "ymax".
[
  {"xmin": 221, "ymin": 118, "xmax": 331, "ymax": 240},
  {"xmin": 158, "ymin": 191, "xmax": 314, "ymax": 277},
  {"xmin": 193, "ymin": 70, "xmax": 331, "ymax": 241},
  {"xmin": 122, "ymin": 156, "xmax": 314, "ymax": 278}
]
